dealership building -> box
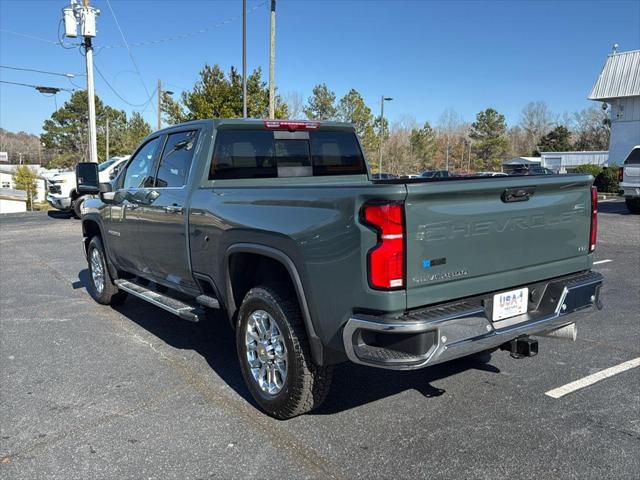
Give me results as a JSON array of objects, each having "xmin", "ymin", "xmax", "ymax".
[{"xmin": 588, "ymin": 48, "xmax": 640, "ymax": 165}]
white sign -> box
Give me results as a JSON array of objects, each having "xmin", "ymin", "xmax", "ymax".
[{"xmin": 0, "ymin": 152, "xmax": 8, "ymax": 163}]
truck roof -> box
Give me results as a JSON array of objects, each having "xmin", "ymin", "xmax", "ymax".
[{"xmin": 154, "ymin": 118, "xmax": 355, "ymax": 134}]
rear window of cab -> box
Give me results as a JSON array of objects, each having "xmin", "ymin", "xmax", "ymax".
[{"xmin": 209, "ymin": 129, "xmax": 366, "ymax": 179}]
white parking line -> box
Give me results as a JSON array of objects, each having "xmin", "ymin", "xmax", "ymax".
[
  {"xmin": 545, "ymin": 358, "xmax": 640, "ymax": 399},
  {"xmin": 593, "ymin": 259, "xmax": 612, "ymax": 265}
]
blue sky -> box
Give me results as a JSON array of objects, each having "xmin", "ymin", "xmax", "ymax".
[{"xmin": 1, "ymin": 0, "xmax": 639, "ymax": 135}]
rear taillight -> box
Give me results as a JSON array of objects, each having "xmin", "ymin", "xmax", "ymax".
[
  {"xmin": 361, "ymin": 202, "xmax": 405, "ymax": 290},
  {"xmin": 618, "ymin": 167, "xmax": 624, "ymax": 182},
  {"xmin": 590, "ymin": 186, "xmax": 598, "ymax": 252}
]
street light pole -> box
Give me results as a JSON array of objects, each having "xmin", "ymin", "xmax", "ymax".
[
  {"xmin": 268, "ymin": 0, "xmax": 276, "ymax": 119},
  {"xmin": 105, "ymin": 114, "xmax": 109, "ymax": 160},
  {"xmin": 242, "ymin": 0, "xmax": 247, "ymax": 118},
  {"xmin": 378, "ymin": 95, "xmax": 392, "ymax": 174}
]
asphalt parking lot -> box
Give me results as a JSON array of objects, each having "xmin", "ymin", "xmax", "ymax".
[{"xmin": 1, "ymin": 200, "xmax": 638, "ymax": 479}]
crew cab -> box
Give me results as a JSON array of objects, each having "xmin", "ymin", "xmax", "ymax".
[
  {"xmin": 76, "ymin": 119, "xmax": 603, "ymax": 419},
  {"xmin": 48, "ymin": 156, "xmax": 129, "ymax": 217}
]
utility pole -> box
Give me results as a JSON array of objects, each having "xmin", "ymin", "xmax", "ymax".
[
  {"xmin": 105, "ymin": 114, "xmax": 109, "ymax": 160},
  {"xmin": 268, "ymin": 0, "xmax": 276, "ymax": 119},
  {"xmin": 242, "ymin": 0, "xmax": 247, "ymax": 118},
  {"xmin": 445, "ymin": 135, "xmax": 449, "ymax": 172},
  {"xmin": 378, "ymin": 96, "xmax": 393, "ymax": 174},
  {"xmin": 85, "ymin": 37, "xmax": 98, "ymax": 163},
  {"xmin": 63, "ymin": 0, "xmax": 100, "ymax": 163},
  {"xmin": 156, "ymin": 80, "xmax": 173, "ymax": 130}
]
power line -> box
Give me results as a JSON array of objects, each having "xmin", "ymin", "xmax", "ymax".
[
  {"xmin": 0, "ymin": 1, "xmax": 267, "ymax": 52},
  {"xmin": 0, "ymin": 65, "xmax": 83, "ymax": 78},
  {"xmin": 0, "ymin": 27, "xmax": 79, "ymax": 48},
  {"xmin": 94, "ymin": 63, "xmax": 157, "ymax": 108},
  {"xmin": 0, "ymin": 79, "xmax": 74, "ymax": 93},
  {"xmin": 105, "ymin": 0, "xmax": 156, "ymax": 116},
  {"xmin": 100, "ymin": 0, "xmax": 268, "ymax": 49},
  {"xmin": 0, "ymin": 28, "xmax": 61, "ymax": 45}
]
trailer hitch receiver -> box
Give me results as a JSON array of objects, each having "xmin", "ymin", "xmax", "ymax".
[{"xmin": 500, "ymin": 336, "xmax": 538, "ymax": 358}]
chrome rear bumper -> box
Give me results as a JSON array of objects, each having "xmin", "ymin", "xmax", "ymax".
[{"xmin": 343, "ymin": 271, "xmax": 603, "ymax": 370}]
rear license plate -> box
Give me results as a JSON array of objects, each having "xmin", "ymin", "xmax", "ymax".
[{"xmin": 492, "ymin": 287, "xmax": 528, "ymax": 321}]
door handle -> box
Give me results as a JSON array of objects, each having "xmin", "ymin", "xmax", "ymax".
[{"xmin": 164, "ymin": 205, "xmax": 183, "ymax": 214}]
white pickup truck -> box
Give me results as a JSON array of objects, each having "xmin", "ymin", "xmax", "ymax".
[
  {"xmin": 47, "ymin": 156, "xmax": 129, "ymax": 217},
  {"xmin": 619, "ymin": 145, "xmax": 640, "ymax": 213}
]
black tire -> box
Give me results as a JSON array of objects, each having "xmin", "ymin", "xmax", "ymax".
[
  {"xmin": 87, "ymin": 236, "xmax": 128, "ymax": 306},
  {"xmin": 236, "ymin": 285, "xmax": 333, "ymax": 419},
  {"xmin": 625, "ymin": 198, "xmax": 640, "ymax": 214},
  {"xmin": 72, "ymin": 194, "xmax": 87, "ymax": 219}
]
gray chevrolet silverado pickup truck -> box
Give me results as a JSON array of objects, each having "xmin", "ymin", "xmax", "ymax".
[{"xmin": 76, "ymin": 119, "xmax": 603, "ymax": 419}]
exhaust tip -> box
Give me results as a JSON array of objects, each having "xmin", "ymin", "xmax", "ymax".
[{"xmin": 536, "ymin": 323, "xmax": 577, "ymax": 341}]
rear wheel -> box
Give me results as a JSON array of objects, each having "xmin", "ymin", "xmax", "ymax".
[
  {"xmin": 87, "ymin": 236, "xmax": 127, "ymax": 305},
  {"xmin": 625, "ymin": 197, "xmax": 640, "ymax": 214},
  {"xmin": 236, "ymin": 285, "xmax": 333, "ymax": 419}
]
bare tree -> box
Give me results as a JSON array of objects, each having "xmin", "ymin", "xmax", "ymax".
[
  {"xmin": 284, "ymin": 91, "xmax": 305, "ymax": 119},
  {"xmin": 571, "ymin": 106, "xmax": 610, "ymax": 151},
  {"xmin": 437, "ymin": 109, "xmax": 465, "ymax": 171},
  {"xmin": 519, "ymin": 101, "xmax": 554, "ymax": 154}
]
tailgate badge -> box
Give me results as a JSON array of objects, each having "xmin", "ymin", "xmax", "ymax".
[{"xmin": 422, "ymin": 257, "xmax": 446, "ymax": 269}]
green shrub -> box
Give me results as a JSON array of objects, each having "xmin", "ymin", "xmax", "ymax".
[
  {"xmin": 571, "ymin": 164, "xmax": 619, "ymax": 192},
  {"xmin": 572, "ymin": 164, "xmax": 603, "ymax": 177},
  {"xmin": 594, "ymin": 166, "xmax": 620, "ymax": 193}
]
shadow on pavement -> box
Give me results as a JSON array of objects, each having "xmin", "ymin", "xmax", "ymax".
[
  {"xmin": 47, "ymin": 210, "xmax": 75, "ymax": 220},
  {"xmin": 75, "ymin": 269, "xmax": 500, "ymax": 415},
  {"xmin": 598, "ymin": 199, "xmax": 630, "ymax": 215}
]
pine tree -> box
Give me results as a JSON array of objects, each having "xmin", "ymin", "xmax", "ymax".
[
  {"xmin": 469, "ymin": 108, "xmax": 508, "ymax": 170},
  {"xmin": 12, "ymin": 166, "xmax": 37, "ymax": 210},
  {"xmin": 304, "ymin": 84, "xmax": 337, "ymax": 120}
]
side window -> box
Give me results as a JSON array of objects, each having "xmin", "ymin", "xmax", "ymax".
[
  {"xmin": 122, "ymin": 137, "xmax": 161, "ymax": 189},
  {"xmin": 209, "ymin": 130, "xmax": 275, "ymax": 180},
  {"xmin": 155, "ymin": 130, "xmax": 199, "ymax": 188}
]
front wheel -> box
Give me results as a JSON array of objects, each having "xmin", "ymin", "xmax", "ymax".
[
  {"xmin": 72, "ymin": 195, "xmax": 88, "ymax": 218},
  {"xmin": 236, "ymin": 285, "xmax": 333, "ymax": 419},
  {"xmin": 87, "ymin": 236, "xmax": 127, "ymax": 305}
]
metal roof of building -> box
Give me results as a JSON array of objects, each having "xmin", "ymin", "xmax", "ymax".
[
  {"xmin": 503, "ymin": 157, "xmax": 541, "ymax": 165},
  {"xmin": 588, "ymin": 50, "xmax": 640, "ymax": 101}
]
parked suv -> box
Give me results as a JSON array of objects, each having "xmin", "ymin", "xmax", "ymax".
[{"xmin": 76, "ymin": 119, "xmax": 603, "ymax": 418}]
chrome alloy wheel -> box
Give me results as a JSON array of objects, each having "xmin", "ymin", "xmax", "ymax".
[
  {"xmin": 245, "ymin": 309, "xmax": 288, "ymax": 395},
  {"xmin": 90, "ymin": 247, "xmax": 105, "ymax": 294}
]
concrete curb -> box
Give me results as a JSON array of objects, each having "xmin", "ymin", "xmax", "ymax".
[
  {"xmin": 0, "ymin": 210, "xmax": 49, "ymax": 219},
  {"xmin": 597, "ymin": 193, "xmax": 622, "ymax": 200}
]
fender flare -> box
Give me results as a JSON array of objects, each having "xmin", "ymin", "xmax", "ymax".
[{"xmin": 224, "ymin": 243, "xmax": 324, "ymax": 365}]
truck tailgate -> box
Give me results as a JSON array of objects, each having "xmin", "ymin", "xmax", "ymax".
[{"xmin": 404, "ymin": 175, "xmax": 593, "ymax": 309}]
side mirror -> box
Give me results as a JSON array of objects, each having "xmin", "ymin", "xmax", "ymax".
[
  {"xmin": 76, "ymin": 162, "xmax": 100, "ymax": 194},
  {"xmin": 99, "ymin": 182, "xmax": 116, "ymax": 203}
]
